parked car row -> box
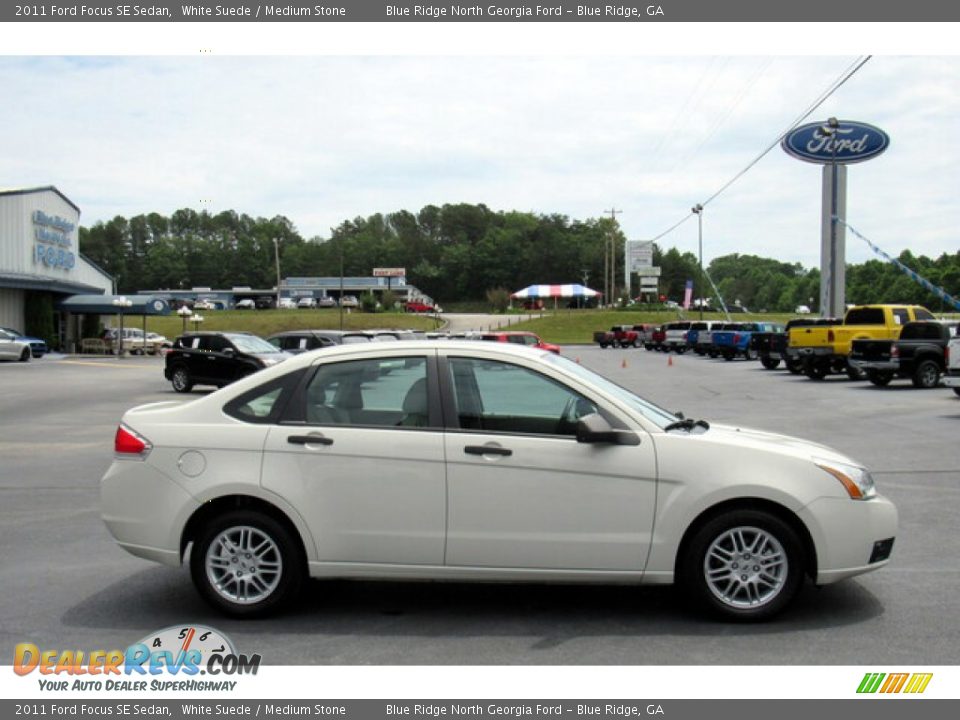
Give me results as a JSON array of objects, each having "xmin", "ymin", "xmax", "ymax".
[
  {"xmin": 595, "ymin": 305, "xmax": 958, "ymax": 395},
  {"xmin": 164, "ymin": 329, "xmax": 558, "ymax": 393}
]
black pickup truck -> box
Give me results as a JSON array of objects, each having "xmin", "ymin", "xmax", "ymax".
[
  {"xmin": 848, "ymin": 321, "xmax": 958, "ymax": 388},
  {"xmin": 752, "ymin": 318, "xmax": 839, "ymax": 372}
]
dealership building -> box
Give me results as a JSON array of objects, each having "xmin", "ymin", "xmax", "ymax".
[{"xmin": 0, "ymin": 186, "xmax": 114, "ymax": 346}]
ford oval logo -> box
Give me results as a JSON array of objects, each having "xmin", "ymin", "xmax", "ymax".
[{"xmin": 781, "ymin": 120, "xmax": 890, "ymax": 164}]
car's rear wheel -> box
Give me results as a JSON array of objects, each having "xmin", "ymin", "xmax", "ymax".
[
  {"xmin": 681, "ymin": 509, "xmax": 804, "ymax": 622},
  {"xmin": 805, "ymin": 362, "xmax": 828, "ymax": 380},
  {"xmin": 190, "ymin": 510, "xmax": 303, "ymax": 617},
  {"xmin": 912, "ymin": 359, "xmax": 941, "ymax": 389},
  {"xmin": 19, "ymin": 348, "xmax": 30, "ymax": 362},
  {"xmin": 867, "ymin": 369, "xmax": 893, "ymax": 387},
  {"xmin": 170, "ymin": 366, "xmax": 193, "ymax": 393},
  {"xmin": 760, "ymin": 355, "xmax": 781, "ymax": 370}
]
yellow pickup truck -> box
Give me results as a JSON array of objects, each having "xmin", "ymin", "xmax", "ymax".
[{"xmin": 787, "ymin": 304, "xmax": 935, "ymax": 380}]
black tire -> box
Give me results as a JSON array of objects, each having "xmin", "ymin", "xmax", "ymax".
[
  {"xmin": 744, "ymin": 347, "xmax": 758, "ymax": 361},
  {"xmin": 676, "ymin": 347, "xmax": 687, "ymax": 355},
  {"xmin": 867, "ymin": 370, "xmax": 893, "ymax": 387},
  {"xmin": 845, "ymin": 365, "xmax": 866, "ymax": 381},
  {"xmin": 708, "ymin": 350, "xmax": 718, "ymax": 358},
  {"xmin": 170, "ymin": 365, "xmax": 193, "ymax": 393},
  {"xmin": 805, "ymin": 362, "xmax": 828, "ymax": 380},
  {"xmin": 912, "ymin": 359, "xmax": 941, "ymax": 389},
  {"xmin": 954, "ymin": 388, "xmax": 960, "ymax": 397},
  {"xmin": 760, "ymin": 355, "xmax": 781, "ymax": 370},
  {"xmin": 785, "ymin": 357, "xmax": 803, "ymax": 375},
  {"xmin": 723, "ymin": 351, "xmax": 734, "ymax": 361},
  {"xmin": 18, "ymin": 348, "xmax": 30, "ymax": 362},
  {"xmin": 190, "ymin": 509, "xmax": 304, "ymax": 618},
  {"xmin": 599, "ymin": 343, "xmax": 608, "ymax": 349},
  {"xmin": 680, "ymin": 509, "xmax": 805, "ymax": 622}
]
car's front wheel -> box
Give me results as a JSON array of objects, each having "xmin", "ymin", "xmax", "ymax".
[
  {"xmin": 19, "ymin": 348, "xmax": 30, "ymax": 362},
  {"xmin": 170, "ymin": 366, "xmax": 193, "ymax": 393},
  {"xmin": 190, "ymin": 510, "xmax": 303, "ymax": 617},
  {"xmin": 681, "ymin": 509, "xmax": 805, "ymax": 621}
]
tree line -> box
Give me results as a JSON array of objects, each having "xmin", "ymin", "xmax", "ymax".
[{"xmin": 79, "ymin": 204, "xmax": 960, "ymax": 313}]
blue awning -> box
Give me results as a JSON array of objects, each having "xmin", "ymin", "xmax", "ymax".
[{"xmin": 57, "ymin": 294, "xmax": 172, "ymax": 316}]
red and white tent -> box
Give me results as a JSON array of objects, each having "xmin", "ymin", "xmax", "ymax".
[{"xmin": 510, "ymin": 283, "xmax": 601, "ymax": 299}]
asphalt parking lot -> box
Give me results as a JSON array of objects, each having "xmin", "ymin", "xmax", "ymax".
[{"xmin": 1, "ymin": 347, "xmax": 958, "ymax": 665}]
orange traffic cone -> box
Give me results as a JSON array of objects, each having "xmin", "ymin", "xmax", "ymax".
[
  {"xmin": 668, "ymin": 355, "xmax": 673, "ymax": 367},
  {"xmin": 621, "ymin": 358, "xmax": 628, "ymax": 369}
]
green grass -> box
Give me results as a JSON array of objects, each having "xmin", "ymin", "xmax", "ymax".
[
  {"xmin": 122, "ymin": 309, "xmax": 443, "ymax": 340},
  {"xmin": 507, "ymin": 310, "xmax": 797, "ymax": 344}
]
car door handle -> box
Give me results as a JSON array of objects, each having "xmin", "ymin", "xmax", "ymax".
[
  {"xmin": 464, "ymin": 445, "xmax": 512, "ymax": 457},
  {"xmin": 287, "ymin": 434, "xmax": 333, "ymax": 446}
]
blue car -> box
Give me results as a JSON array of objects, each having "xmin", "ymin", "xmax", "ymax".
[{"xmin": 1, "ymin": 327, "xmax": 47, "ymax": 358}]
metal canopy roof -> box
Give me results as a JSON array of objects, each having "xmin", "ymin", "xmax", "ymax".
[{"xmin": 57, "ymin": 294, "xmax": 172, "ymax": 316}]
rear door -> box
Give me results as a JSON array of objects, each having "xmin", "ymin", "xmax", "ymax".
[{"xmin": 261, "ymin": 352, "xmax": 447, "ymax": 565}]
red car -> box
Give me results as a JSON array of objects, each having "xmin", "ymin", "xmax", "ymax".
[
  {"xmin": 480, "ymin": 331, "xmax": 560, "ymax": 354},
  {"xmin": 404, "ymin": 301, "xmax": 435, "ymax": 313}
]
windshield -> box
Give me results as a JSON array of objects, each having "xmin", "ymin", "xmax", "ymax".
[
  {"xmin": 543, "ymin": 353, "xmax": 679, "ymax": 429},
  {"xmin": 226, "ymin": 334, "xmax": 281, "ymax": 354}
]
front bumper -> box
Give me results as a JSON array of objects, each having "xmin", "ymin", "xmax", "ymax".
[{"xmin": 798, "ymin": 494, "xmax": 898, "ymax": 585}]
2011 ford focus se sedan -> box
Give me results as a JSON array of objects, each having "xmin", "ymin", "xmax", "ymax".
[{"xmin": 101, "ymin": 341, "xmax": 897, "ymax": 621}]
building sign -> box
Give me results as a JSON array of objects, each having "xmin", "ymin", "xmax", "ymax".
[
  {"xmin": 373, "ymin": 267, "xmax": 406, "ymax": 277},
  {"xmin": 32, "ymin": 210, "xmax": 76, "ymax": 270},
  {"xmin": 781, "ymin": 120, "xmax": 890, "ymax": 164},
  {"xmin": 626, "ymin": 241, "xmax": 654, "ymax": 272}
]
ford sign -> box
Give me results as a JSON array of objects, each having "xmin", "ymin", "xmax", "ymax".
[{"xmin": 781, "ymin": 120, "xmax": 890, "ymax": 164}]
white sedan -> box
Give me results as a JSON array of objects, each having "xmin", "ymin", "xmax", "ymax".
[
  {"xmin": 101, "ymin": 341, "xmax": 897, "ymax": 621},
  {"xmin": 0, "ymin": 328, "xmax": 31, "ymax": 362}
]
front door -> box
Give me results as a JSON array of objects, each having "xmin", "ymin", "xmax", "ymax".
[{"xmin": 440, "ymin": 355, "xmax": 657, "ymax": 572}]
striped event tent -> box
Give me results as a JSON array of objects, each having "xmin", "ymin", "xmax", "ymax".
[
  {"xmin": 511, "ymin": 283, "xmax": 601, "ymax": 308},
  {"xmin": 511, "ymin": 283, "xmax": 601, "ymax": 299}
]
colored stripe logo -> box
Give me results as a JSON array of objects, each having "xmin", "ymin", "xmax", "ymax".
[{"xmin": 857, "ymin": 672, "xmax": 933, "ymax": 694}]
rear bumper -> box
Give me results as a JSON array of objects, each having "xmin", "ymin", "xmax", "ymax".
[
  {"xmin": 943, "ymin": 373, "xmax": 960, "ymax": 388},
  {"xmin": 849, "ymin": 359, "xmax": 899, "ymax": 372}
]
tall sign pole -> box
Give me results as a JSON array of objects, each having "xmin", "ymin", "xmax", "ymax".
[
  {"xmin": 781, "ymin": 119, "xmax": 889, "ymax": 318},
  {"xmin": 603, "ymin": 207, "xmax": 622, "ymax": 305}
]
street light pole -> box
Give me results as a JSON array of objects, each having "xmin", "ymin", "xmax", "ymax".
[
  {"xmin": 692, "ymin": 204, "xmax": 704, "ymax": 320},
  {"xmin": 339, "ymin": 238, "xmax": 345, "ymax": 331},
  {"xmin": 177, "ymin": 305, "xmax": 192, "ymax": 334},
  {"xmin": 112, "ymin": 296, "xmax": 132, "ymax": 357},
  {"xmin": 273, "ymin": 237, "xmax": 282, "ymax": 309}
]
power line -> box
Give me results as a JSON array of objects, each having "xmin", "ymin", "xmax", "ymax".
[{"xmin": 648, "ymin": 55, "xmax": 873, "ymax": 244}]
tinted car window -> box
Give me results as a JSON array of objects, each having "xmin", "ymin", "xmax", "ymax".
[
  {"xmin": 892, "ymin": 309, "xmax": 910, "ymax": 326},
  {"xmin": 200, "ymin": 335, "xmax": 231, "ymax": 353},
  {"xmin": 228, "ymin": 334, "xmax": 280, "ymax": 353},
  {"xmin": 223, "ymin": 369, "xmax": 304, "ymax": 424},
  {"xmin": 915, "ymin": 307, "xmax": 935, "ymax": 321},
  {"xmin": 303, "ymin": 357, "xmax": 430, "ymax": 428},
  {"xmin": 845, "ymin": 308, "xmax": 885, "ymax": 325},
  {"xmin": 448, "ymin": 358, "xmax": 595, "ymax": 437}
]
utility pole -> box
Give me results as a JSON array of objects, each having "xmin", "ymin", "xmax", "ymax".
[{"xmin": 603, "ymin": 207, "xmax": 622, "ymax": 306}]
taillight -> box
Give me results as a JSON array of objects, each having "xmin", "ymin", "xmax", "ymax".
[
  {"xmin": 733, "ymin": 333, "xmax": 741, "ymax": 344},
  {"xmin": 115, "ymin": 424, "xmax": 152, "ymax": 458},
  {"xmin": 891, "ymin": 345, "xmax": 899, "ymax": 358}
]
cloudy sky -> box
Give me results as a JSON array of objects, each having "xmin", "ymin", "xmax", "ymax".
[{"xmin": 2, "ymin": 53, "xmax": 958, "ymax": 269}]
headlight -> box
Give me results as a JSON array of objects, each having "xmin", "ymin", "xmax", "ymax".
[{"xmin": 814, "ymin": 458, "xmax": 877, "ymax": 500}]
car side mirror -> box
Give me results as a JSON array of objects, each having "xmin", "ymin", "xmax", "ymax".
[
  {"xmin": 222, "ymin": 347, "xmax": 235, "ymax": 356},
  {"xmin": 576, "ymin": 413, "xmax": 640, "ymax": 446}
]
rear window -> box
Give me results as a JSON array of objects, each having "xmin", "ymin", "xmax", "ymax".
[
  {"xmin": 901, "ymin": 323, "xmax": 944, "ymax": 340},
  {"xmin": 845, "ymin": 308, "xmax": 885, "ymax": 325}
]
